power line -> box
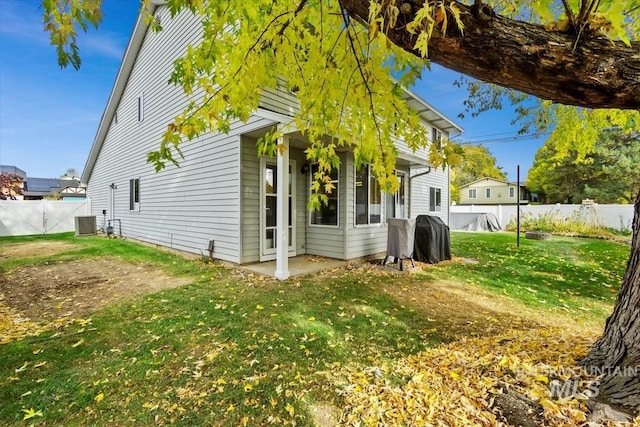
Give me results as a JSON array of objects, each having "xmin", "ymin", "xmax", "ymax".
[{"xmin": 456, "ymin": 132, "xmax": 550, "ymax": 146}]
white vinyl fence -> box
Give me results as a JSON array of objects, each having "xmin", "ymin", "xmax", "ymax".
[
  {"xmin": 0, "ymin": 200, "xmax": 91, "ymax": 236},
  {"xmin": 450, "ymin": 204, "xmax": 634, "ymax": 232}
]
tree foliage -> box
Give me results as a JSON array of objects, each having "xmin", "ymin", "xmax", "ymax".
[
  {"xmin": 0, "ymin": 172, "xmax": 24, "ymax": 200},
  {"xmin": 42, "ymin": 0, "xmax": 103, "ymax": 69},
  {"xmin": 143, "ymin": 0, "xmax": 466, "ymax": 208},
  {"xmin": 527, "ymin": 128, "xmax": 640, "ymax": 204},
  {"xmin": 450, "ymin": 145, "xmax": 506, "ymax": 203},
  {"xmin": 42, "ymin": 0, "xmax": 639, "ymax": 207}
]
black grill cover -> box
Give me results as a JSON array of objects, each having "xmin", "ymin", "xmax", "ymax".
[{"xmin": 413, "ymin": 215, "xmax": 451, "ymax": 264}]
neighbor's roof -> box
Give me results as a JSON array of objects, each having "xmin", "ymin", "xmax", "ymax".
[
  {"xmin": 82, "ymin": 1, "xmax": 463, "ymax": 182},
  {"xmin": 458, "ymin": 177, "xmax": 525, "ymax": 188},
  {"xmin": 1, "ymin": 165, "xmax": 27, "ymax": 178},
  {"xmin": 22, "ymin": 177, "xmax": 83, "ymax": 197},
  {"xmin": 23, "ymin": 177, "xmax": 61, "ymax": 196}
]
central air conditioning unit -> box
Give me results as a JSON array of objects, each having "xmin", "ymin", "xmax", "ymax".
[{"xmin": 75, "ymin": 216, "xmax": 97, "ymax": 236}]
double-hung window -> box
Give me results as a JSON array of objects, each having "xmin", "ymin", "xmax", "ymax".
[
  {"xmin": 432, "ymin": 128, "xmax": 442, "ymax": 151},
  {"xmin": 355, "ymin": 165, "xmax": 382, "ymax": 225},
  {"xmin": 429, "ymin": 187, "xmax": 442, "ymax": 212},
  {"xmin": 310, "ymin": 164, "xmax": 339, "ymax": 226},
  {"xmin": 469, "ymin": 189, "xmax": 477, "ymax": 199},
  {"xmin": 386, "ymin": 171, "xmax": 406, "ymax": 219}
]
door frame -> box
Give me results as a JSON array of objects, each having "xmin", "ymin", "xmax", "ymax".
[{"xmin": 259, "ymin": 157, "xmax": 296, "ymax": 261}]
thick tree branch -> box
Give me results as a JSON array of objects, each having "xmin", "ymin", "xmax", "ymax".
[{"xmin": 340, "ymin": 0, "xmax": 640, "ymax": 109}]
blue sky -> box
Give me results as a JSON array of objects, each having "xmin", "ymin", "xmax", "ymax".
[{"xmin": 0, "ymin": 0, "xmax": 544, "ymax": 182}]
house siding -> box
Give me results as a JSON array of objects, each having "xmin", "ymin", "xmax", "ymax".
[
  {"xmin": 84, "ymin": 4, "xmax": 462, "ymax": 267},
  {"xmin": 259, "ymin": 79, "xmax": 300, "ymax": 117},
  {"xmin": 409, "ymin": 166, "xmax": 449, "ymax": 223},
  {"xmin": 86, "ymin": 7, "xmax": 265, "ymax": 262}
]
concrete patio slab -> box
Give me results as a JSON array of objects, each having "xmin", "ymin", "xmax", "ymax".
[{"xmin": 239, "ymin": 255, "xmax": 349, "ymax": 278}]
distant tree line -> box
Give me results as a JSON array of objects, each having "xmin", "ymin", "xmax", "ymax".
[{"xmin": 527, "ymin": 129, "xmax": 640, "ymax": 204}]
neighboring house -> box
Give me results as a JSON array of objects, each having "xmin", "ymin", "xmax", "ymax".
[
  {"xmin": 81, "ymin": 4, "xmax": 463, "ymax": 278},
  {"xmin": 1, "ymin": 165, "xmax": 86, "ymax": 201},
  {"xmin": 458, "ymin": 177, "xmax": 529, "ymax": 205},
  {"xmin": 0, "ymin": 165, "xmax": 26, "ymax": 200},
  {"xmin": 22, "ymin": 177, "xmax": 86, "ymax": 200}
]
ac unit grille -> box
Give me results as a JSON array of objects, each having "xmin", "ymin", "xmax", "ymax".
[{"xmin": 75, "ymin": 216, "xmax": 97, "ymax": 236}]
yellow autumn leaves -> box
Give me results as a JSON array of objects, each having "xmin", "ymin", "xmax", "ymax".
[
  {"xmin": 328, "ymin": 327, "xmax": 600, "ymax": 426},
  {"xmin": 0, "ymin": 294, "xmax": 90, "ymax": 344}
]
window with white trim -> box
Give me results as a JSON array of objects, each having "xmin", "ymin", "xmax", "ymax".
[
  {"xmin": 509, "ymin": 187, "xmax": 515, "ymax": 198},
  {"xmin": 386, "ymin": 171, "xmax": 406, "ymax": 219},
  {"xmin": 429, "ymin": 187, "xmax": 442, "ymax": 212},
  {"xmin": 485, "ymin": 188, "xmax": 491, "ymax": 198},
  {"xmin": 468, "ymin": 188, "xmax": 477, "ymax": 199},
  {"xmin": 310, "ymin": 164, "xmax": 339, "ymax": 226},
  {"xmin": 355, "ymin": 165, "xmax": 381, "ymax": 225},
  {"xmin": 432, "ymin": 128, "xmax": 442, "ymax": 151},
  {"xmin": 129, "ymin": 178, "xmax": 140, "ymax": 211}
]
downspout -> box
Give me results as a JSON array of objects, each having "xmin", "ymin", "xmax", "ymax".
[
  {"xmin": 447, "ymin": 164, "xmax": 451, "ymax": 226},
  {"xmin": 408, "ymin": 166, "xmax": 432, "ymax": 218}
]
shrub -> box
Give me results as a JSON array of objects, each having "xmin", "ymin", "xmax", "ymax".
[{"xmin": 506, "ymin": 208, "xmax": 631, "ymax": 240}]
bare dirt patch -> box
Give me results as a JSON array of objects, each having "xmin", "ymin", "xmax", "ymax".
[
  {"xmin": 0, "ymin": 241, "xmax": 83, "ymax": 260},
  {"xmin": 0, "ymin": 257, "xmax": 193, "ymax": 322}
]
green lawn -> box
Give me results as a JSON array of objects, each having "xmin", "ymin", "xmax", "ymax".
[
  {"xmin": 430, "ymin": 232, "xmax": 628, "ymax": 316},
  {"xmin": 0, "ymin": 232, "xmax": 630, "ymax": 425}
]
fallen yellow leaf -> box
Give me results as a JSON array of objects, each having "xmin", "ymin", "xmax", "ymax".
[
  {"xmin": 285, "ymin": 402, "xmax": 295, "ymax": 417},
  {"xmin": 22, "ymin": 408, "xmax": 43, "ymax": 420}
]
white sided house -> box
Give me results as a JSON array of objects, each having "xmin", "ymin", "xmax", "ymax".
[
  {"xmin": 82, "ymin": 4, "xmax": 463, "ymax": 279},
  {"xmin": 458, "ymin": 177, "xmax": 529, "ymax": 206}
]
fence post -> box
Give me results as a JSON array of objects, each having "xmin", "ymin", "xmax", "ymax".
[{"xmin": 42, "ymin": 200, "xmax": 46, "ymax": 235}]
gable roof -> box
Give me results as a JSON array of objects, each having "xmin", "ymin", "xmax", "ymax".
[
  {"xmin": 458, "ymin": 177, "xmax": 525, "ymax": 189},
  {"xmin": 82, "ymin": 2, "xmax": 463, "ymax": 182}
]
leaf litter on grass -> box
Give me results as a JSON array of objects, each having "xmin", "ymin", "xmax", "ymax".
[
  {"xmin": 327, "ymin": 326, "xmax": 635, "ymax": 426},
  {"xmin": 2, "ymin": 234, "xmax": 635, "ymax": 426}
]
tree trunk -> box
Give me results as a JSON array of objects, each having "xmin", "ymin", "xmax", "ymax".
[
  {"xmin": 340, "ymin": 0, "xmax": 640, "ymax": 109},
  {"xmin": 581, "ymin": 189, "xmax": 640, "ymax": 415}
]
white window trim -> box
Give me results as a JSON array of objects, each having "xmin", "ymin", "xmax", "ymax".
[
  {"xmin": 129, "ymin": 178, "xmax": 140, "ymax": 211},
  {"xmin": 468, "ymin": 188, "xmax": 477, "ymax": 199},
  {"xmin": 432, "ymin": 128, "xmax": 442, "ymax": 151},
  {"xmin": 309, "ymin": 164, "xmax": 340, "ymax": 228},
  {"xmin": 429, "ymin": 187, "xmax": 442, "ymax": 212},
  {"xmin": 386, "ymin": 170, "xmax": 407, "ymax": 221},
  {"xmin": 354, "ymin": 164, "xmax": 383, "ymax": 227},
  {"xmin": 485, "ymin": 188, "xmax": 491, "ymax": 198},
  {"xmin": 259, "ymin": 157, "xmax": 296, "ymax": 261},
  {"xmin": 509, "ymin": 187, "xmax": 515, "ymax": 198}
]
